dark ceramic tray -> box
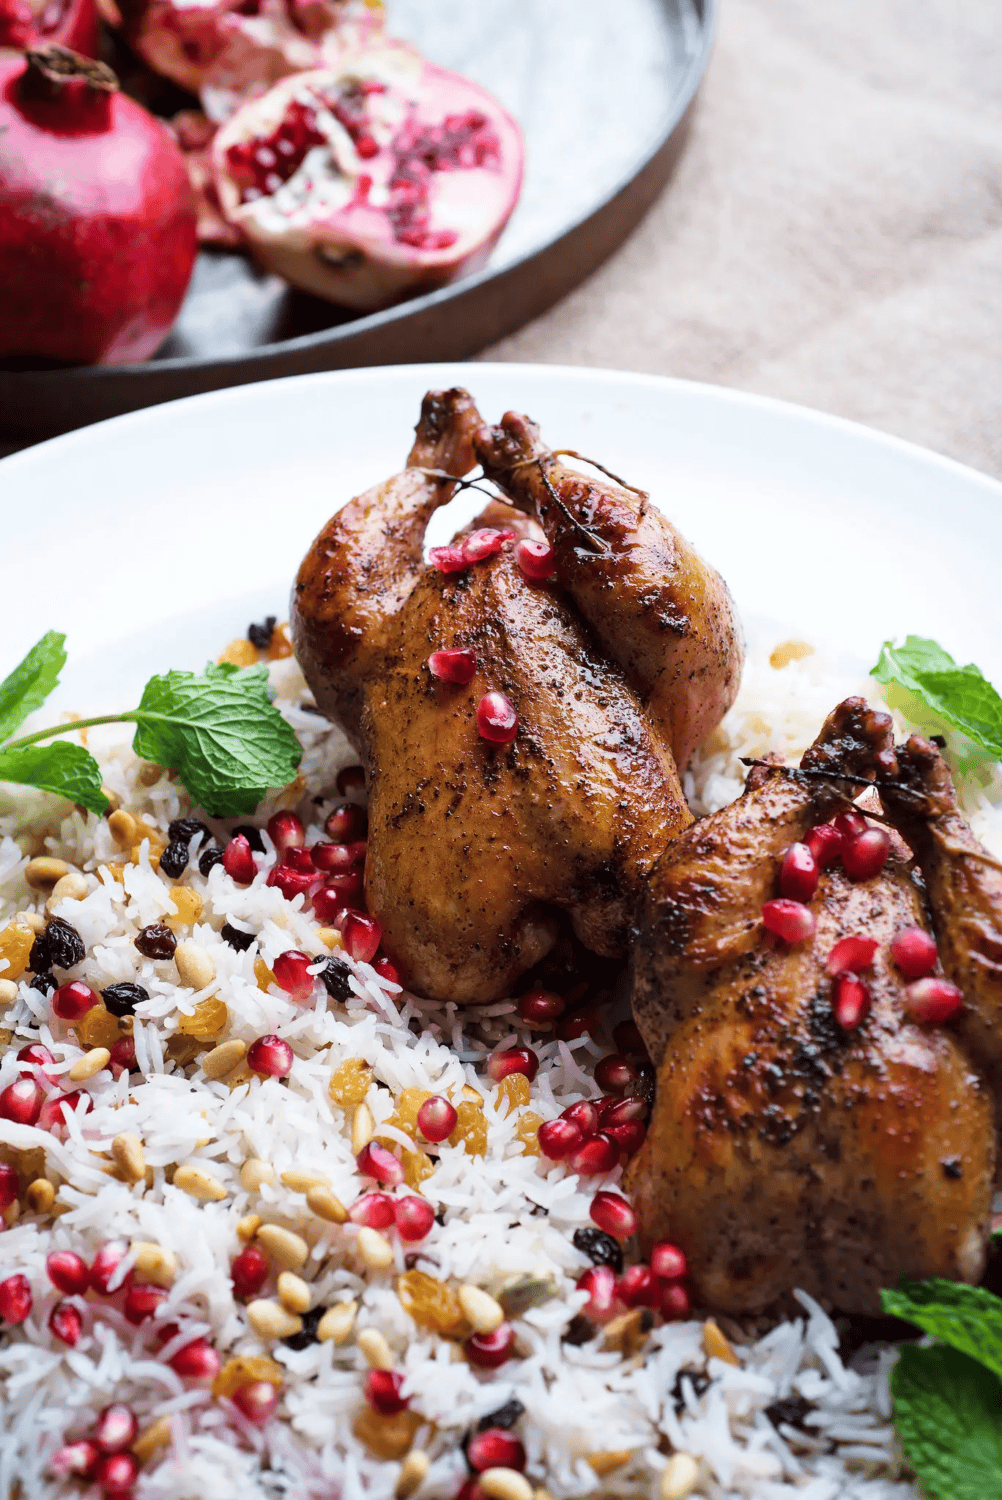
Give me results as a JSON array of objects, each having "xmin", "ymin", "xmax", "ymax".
[{"xmin": 0, "ymin": 0, "xmax": 714, "ymax": 445}]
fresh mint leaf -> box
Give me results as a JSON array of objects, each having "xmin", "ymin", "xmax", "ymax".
[
  {"xmin": 0, "ymin": 632, "xmax": 67, "ymax": 743},
  {"xmin": 891, "ymin": 1342, "xmax": 1002, "ymax": 1499},
  {"xmin": 0, "ymin": 743, "xmax": 107, "ymax": 816},
  {"xmin": 130, "ymin": 663, "xmax": 301, "ymax": 817},
  {"xmin": 872, "ymin": 636, "xmax": 1002, "ymax": 759},
  {"xmin": 881, "ymin": 1280, "xmax": 1002, "ymax": 1381}
]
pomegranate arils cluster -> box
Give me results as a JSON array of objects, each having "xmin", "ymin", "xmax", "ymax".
[{"xmin": 225, "ymin": 99, "xmax": 326, "ymax": 203}]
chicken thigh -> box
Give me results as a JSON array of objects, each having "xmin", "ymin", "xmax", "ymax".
[{"xmin": 627, "ymin": 699, "xmax": 995, "ymax": 1314}]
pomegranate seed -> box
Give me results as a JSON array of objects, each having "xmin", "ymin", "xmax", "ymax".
[
  {"xmin": 429, "ymin": 544, "xmax": 469, "ymax": 573},
  {"xmin": 833, "ymin": 809, "xmax": 869, "ymax": 840},
  {"xmin": 832, "ymin": 973, "xmax": 870, "ymax": 1029},
  {"xmin": 357, "ymin": 1140, "xmax": 405, "ymax": 1187},
  {"xmin": 650, "ymin": 1242, "xmax": 687, "ymax": 1280},
  {"xmin": 336, "ymin": 765, "xmax": 366, "ymax": 795},
  {"xmin": 617, "ymin": 1264, "xmax": 660, "ymax": 1309},
  {"xmin": 0, "ymin": 1273, "xmax": 32, "ymax": 1323},
  {"xmin": 487, "ymin": 1046, "xmax": 539, "ymax": 1084},
  {"xmin": 272, "ymin": 949, "xmax": 316, "ymax": 1000},
  {"xmin": 468, "ymin": 1429, "xmax": 526, "ymax": 1472},
  {"xmin": 94, "ymin": 1403, "xmax": 138, "ymax": 1454},
  {"xmin": 417, "ymin": 1095, "xmax": 457, "ymax": 1143},
  {"xmin": 0, "ymin": 1080, "xmax": 43, "ymax": 1128},
  {"xmin": 842, "ymin": 828, "xmax": 891, "ymax": 882},
  {"xmin": 892, "ymin": 927, "xmax": 939, "ymax": 980},
  {"xmin": 514, "ymin": 538, "xmax": 556, "ymax": 581},
  {"xmin": 342, "ymin": 912, "xmax": 381, "ymax": 964},
  {"xmin": 49, "ymin": 1301, "xmax": 83, "ymax": 1345},
  {"xmin": 605, "ymin": 1095, "xmax": 649, "ymax": 1126},
  {"xmin": 90, "ymin": 1239, "xmax": 130, "ymax": 1295},
  {"xmin": 169, "ymin": 1336, "xmax": 220, "ymax": 1379},
  {"xmin": 456, "ymin": 1482, "xmax": 482, "ymax": 1500},
  {"xmin": 311, "ymin": 841, "xmax": 359, "ymax": 872},
  {"xmin": 612, "ymin": 1018, "xmax": 648, "ymax": 1060},
  {"xmin": 561, "ymin": 1100, "xmax": 600, "ymax": 1138},
  {"xmin": 826, "ymin": 935, "xmax": 879, "ymax": 975},
  {"xmin": 779, "ymin": 843, "xmax": 819, "ymax": 903},
  {"xmin": 52, "ymin": 981, "xmax": 100, "ymax": 1021},
  {"xmin": 394, "ymin": 1195, "xmax": 436, "ymax": 1241},
  {"xmin": 516, "ymin": 988, "xmax": 566, "ymax": 1026},
  {"xmin": 906, "ymin": 977, "xmax": 963, "ymax": 1024},
  {"xmin": 247, "ymin": 1034, "xmax": 294, "ymax": 1078},
  {"xmin": 124, "ymin": 1284, "xmax": 166, "ymax": 1324},
  {"xmin": 46, "ymin": 1250, "xmax": 90, "ymax": 1296},
  {"xmin": 109, "ymin": 1037, "xmax": 136, "ymax": 1076},
  {"xmin": 222, "ymin": 834, "xmax": 256, "ymax": 884},
  {"xmin": 39, "ymin": 1089, "xmax": 93, "ymax": 1131},
  {"xmin": 761, "ymin": 899, "xmax": 816, "ymax": 944},
  {"xmin": 428, "ymin": 647, "xmax": 478, "ymax": 684},
  {"xmin": 477, "ymin": 691, "xmax": 518, "ymax": 745},
  {"xmin": 660, "ymin": 1281, "xmax": 692, "ymax": 1320},
  {"xmin": 155, "ymin": 1322, "xmax": 179, "ymax": 1346},
  {"xmin": 569, "ymin": 1134, "xmax": 617, "ymax": 1174},
  {"xmin": 283, "ymin": 846, "xmax": 316, "ymax": 874},
  {"xmin": 267, "ymin": 810, "xmax": 304, "ymax": 856},
  {"xmin": 0, "ymin": 1161, "xmax": 17, "ymax": 1211},
  {"xmin": 325, "ymin": 803, "xmax": 367, "ymax": 842},
  {"xmin": 462, "ymin": 527, "xmax": 514, "ymax": 564},
  {"xmin": 537, "ymin": 1118, "xmax": 583, "ymax": 1160},
  {"xmin": 590, "ymin": 1191, "xmax": 638, "ymax": 1239},
  {"xmin": 349, "ymin": 1192, "xmax": 396, "ymax": 1228},
  {"xmin": 605, "ymin": 1119, "xmax": 647, "ymax": 1154},
  {"xmin": 232, "ymin": 1379, "xmax": 279, "ymax": 1424},
  {"xmin": 311, "ymin": 884, "xmax": 359, "ymax": 923},
  {"xmin": 94, "ymin": 1451, "xmax": 139, "ymax": 1493},
  {"xmin": 575, "ymin": 1264, "xmax": 618, "ymax": 1320},
  {"xmin": 50, "ymin": 1439, "xmax": 100, "ymax": 1478},
  {"xmin": 324, "ymin": 868, "xmax": 365, "ymax": 903},
  {"xmin": 17, "ymin": 1041, "xmax": 56, "ymax": 1077},
  {"xmin": 266, "ymin": 863, "xmax": 317, "ymax": 901},
  {"xmin": 365, "ymin": 1368, "xmax": 408, "ymax": 1415},
  {"xmin": 804, "ymin": 822, "xmax": 844, "ymax": 869},
  {"xmin": 555, "ymin": 1004, "xmax": 601, "ymax": 1041},
  {"xmin": 594, "ymin": 1054, "xmax": 638, "ymax": 1094},
  {"xmin": 231, "ymin": 1244, "xmax": 269, "ymax": 1299},
  {"xmin": 465, "ymin": 1321, "xmax": 514, "ymax": 1368},
  {"xmin": 372, "ymin": 956, "xmax": 400, "ymax": 985}
]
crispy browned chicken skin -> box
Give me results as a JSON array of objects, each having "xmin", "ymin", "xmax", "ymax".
[
  {"xmin": 627, "ymin": 699, "xmax": 995, "ymax": 1314},
  {"xmin": 291, "ymin": 389, "xmax": 741, "ymax": 1002}
]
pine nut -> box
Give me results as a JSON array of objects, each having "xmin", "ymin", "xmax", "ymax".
[
  {"xmin": 46, "ymin": 872, "xmax": 88, "ymax": 910},
  {"xmin": 479, "ymin": 1469, "xmax": 533, "ymax": 1500},
  {"xmin": 240, "ymin": 1158, "xmax": 274, "ymax": 1192},
  {"xmin": 69, "ymin": 1047, "xmax": 110, "ymax": 1082},
  {"xmin": 132, "ymin": 1241, "xmax": 177, "ymax": 1287},
  {"xmin": 703, "ymin": 1318, "xmax": 739, "ymax": 1366},
  {"xmin": 246, "ymin": 1298, "xmax": 303, "ymax": 1340},
  {"xmin": 281, "ymin": 1168, "xmax": 330, "ymax": 1193},
  {"xmin": 660, "ymin": 1453, "xmax": 700, "ymax": 1500},
  {"xmin": 203, "ymin": 1039, "xmax": 247, "ymax": 1079},
  {"xmin": 24, "ymin": 856, "xmax": 70, "ymax": 891},
  {"xmin": 237, "ymin": 1213, "xmax": 262, "ymax": 1242},
  {"xmin": 395, "ymin": 1449, "xmax": 429, "ymax": 1499},
  {"xmin": 131, "ymin": 1414, "xmax": 172, "ymax": 1463},
  {"xmin": 25, "ymin": 1178, "xmax": 55, "ymax": 1213},
  {"xmin": 16, "ymin": 912, "xmax": 46, "ymax": 933},
  {"xmin": 136, "ymin": 761, "xmax": 167, "ymax": 787},
  {"xmin": 111, "ymin": 1132, "xmax": 146, "ymax": 1184},
  {"xmin": 356, "ymin": 1226, "xmax": 393, "ymax": 1269},
  {"xmin": 357, "ymin": 1327, "xmax": 394, "ymax": 1370},
  {"xmin": 174, "ymin": 940, "xmax": 216, "ymax": 991},
  {"xmin": 587, "ymin": 1451, "xmax": 631, "ymax": 1477},
  {"xmin": 173, "ymin": 1163, "xmax": 228, "ymax": 1201},
  {"xmin": 352, "ymin": 1101, "xmax": 375, "ymax": 1154},
  {"xmin": 0, "ymin": 979, "xmax": 18, "ymax": 1006},
  {"xmin": 457, "ymin": 1285, "xmax": 504, "ymax": 1335},
  {"xmin": 317, "ymin": 1301, "xmax": 356, "ymax": 1344},
  {"xmin": 277, "ymin": 1271, "xmax": 312, "ymax": 1314},
  {"xmin": 100, "ymin": 786, "xmax": 121, "ymax": 815},
  {"xmin": 256, "ymin": 1223, "xmax": 308, "ymax": 1270},
  {"xmin": 108, "ymin": 810, "xmax": 139, "ymax": 848},
  {"xmin": 306, "ymin": 1185, "xmax": 348, "ymax": 1223}
]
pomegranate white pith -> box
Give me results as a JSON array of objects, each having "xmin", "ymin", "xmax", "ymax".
[{"xmin": 212, "ymin": 46, "xmax": 524, "ymax": 310}]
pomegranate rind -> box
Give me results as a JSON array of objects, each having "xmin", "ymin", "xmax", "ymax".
[
  {"xmin": 0, "ymin": 0, "xmax": 99, "ymax": 58},
  {"xmin": 212, "ymin": 46, "xmax": 524, "ymax": 311}
]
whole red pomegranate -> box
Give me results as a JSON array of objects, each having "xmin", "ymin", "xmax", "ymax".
[
  {"xmin": 0, "ymin": 45, "xmax": 198, "ymax": 365},
  {"xmin": 0, "ymin": 0, "xmax": 98, "ymax": 56}
]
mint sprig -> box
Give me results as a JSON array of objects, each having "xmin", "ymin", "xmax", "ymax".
[
  {"xmin": 0, "ymin": 634, "xmax": 302, "ymax": 818},
  {"xmin": 890, "ymin": 1343, "xmax": 1002, "ymax": 1500},
  {"xmin": 881, "ymin": 1280, "xmax": 1002, "ymax": 1383},
  {"xmin": 872, "ymin": 636, "xmax": 1002, "ymax": 760}
]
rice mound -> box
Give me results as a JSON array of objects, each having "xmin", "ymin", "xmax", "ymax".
[{"xmin": 1, "ymin": 630, "xmax": 996, "ymax": 1500}]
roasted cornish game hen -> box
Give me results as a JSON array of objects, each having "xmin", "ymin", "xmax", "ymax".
[
  {"xmin": 291, "ymin": 389, "xmax": 742, "ymax": 1002},
  {"xmin": 628, "ymin": 698, "xmax": 999, "ymax": 1314}
]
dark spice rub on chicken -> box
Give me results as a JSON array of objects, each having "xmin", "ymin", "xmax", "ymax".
[
  {"xmin": 627, "ymin": 699, "xmax": 997, "ymax": 1315},
  {"xmin": 290, "ymin": 389, "xmax": 743, "ymax": 1003}
]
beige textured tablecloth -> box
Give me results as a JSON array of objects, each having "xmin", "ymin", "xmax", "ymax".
[{"xmin": 485, "ymin": 0, "xmax": 1002, "ymax": 480}]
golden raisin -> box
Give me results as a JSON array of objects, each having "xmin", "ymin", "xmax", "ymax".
[
  {"xmin": 515, "ymin": 1112, "xmax": 543, "ymax": 1156},
  {"xmin": 329, "ymin": 1058, "xmax": 373, "ymax": 1108},
  {"xmin": 397, "ymin": 1270, "xmax": 466, "ymax": 1337},
  {"xmin": 267, "ymin": 623, "xmax": 294, "ymax": 661},
  {"xmin": 218, "ymin": 639, "xmax": 259, "ymax": 668},
  {"xmin": 448, "ymin": 1101, "xmax": 487, "ymax": 1157},
  {"xmin": 254, "ymin": 957, "xmax": 276, "ymax": 992},
  {"xmin": 176, "ymin": 997, "xmax": 228, "ymax": 1038},
  {"xmin": 164, "ymin": 889, "xmax": 204, "ymax": 929},
  {"xmin": 495, "ymin": 1074, "xmax": 531, "ymax": 1115},
  {"xmin": 0, "ymin": 925, "xmax": 34, "ymax": 982},
  {"xmin": 353, "ymin": 1406, "xmax": 422, "ymax": 1460},
  {"xmin": 402, "ymin": 1149, "xmax": 435, "ymax": 1190},
  {"xmin": 76, "ymin": 1005, "xmax": 125, "ymax": 1050},
  {"xmin": 212, "ymin": 1354, "xmax": 284, "ymax": 1399},
  {"xmin": 165, "ymin": 1034, "xmax": 206, "ymax": 1067}
]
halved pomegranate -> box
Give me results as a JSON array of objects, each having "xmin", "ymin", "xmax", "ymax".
[
  {"xmin": 212, "ymin": 44, "xmax": 524, "ymax": 310},
  {"xmin": 0, "ymin": 0, "xmax": 99, "ymax": 55}
]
